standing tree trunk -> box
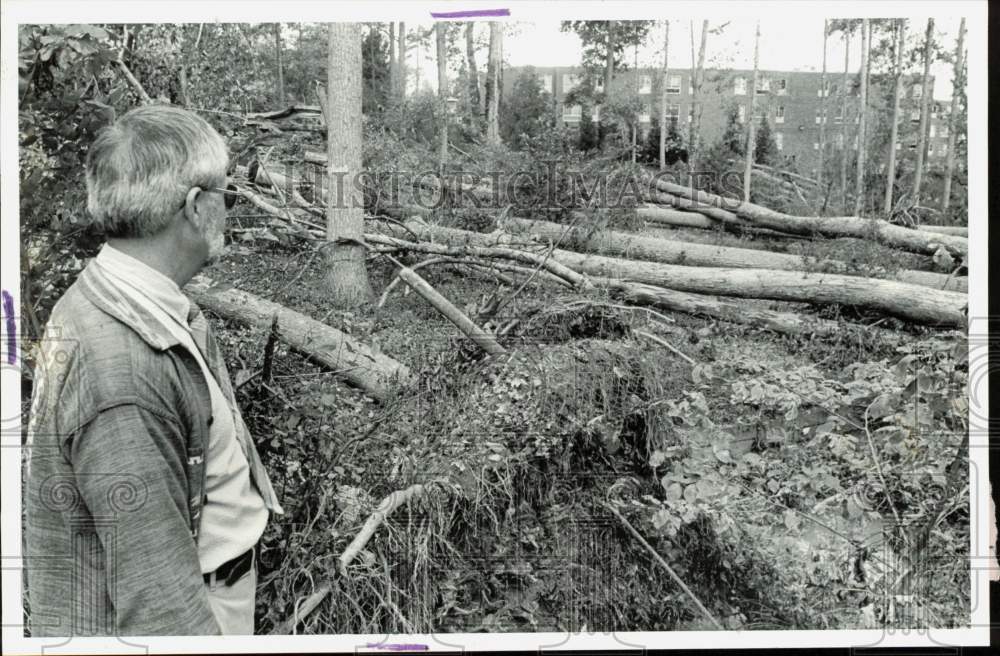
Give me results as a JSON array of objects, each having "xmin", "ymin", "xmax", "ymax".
[
  {"xmin": 485, "ymin": 22, "xmax": 502, "ymax": 144},
  {"xmin": 840, "ymin": 29, "xmax": 851, "ymax": 213},
  {"xmin": 324, "ymin": 23, "xmax": 373, "ymax": 306},
  {"xmin": 436, "ymin": 24, "xmax": 449, "ymax": 171},
  {"xmin": 853, "ymin": 19, "xmax": 870, "ymax": 217},
  {"xmin": 466, "ymin": 22, "xmax": 481, "ymax": 114},
  {"xmin": 884, "ymin": 19, "xmax": 906, "ymax": 216},
  {"xmin": 688, "ymin": 20, "xmax": 708, "ymax": 173},
  {"xmin": 942, "ymin": 18, "xmax": 965, "ymax": 212},
  {"xmin": 818, "ymin": 21, "xmax": 828, "ymax": 195},
  {"xmin": 397, "ymin": 22, "xmax": 407, "ymax": 98},
  {"xmin": 273, "ymin": 23, "xmax": 285, "ymax": 106},
  {"xmin": 389, "ymin": 22, "xmax": 397, "ymax": 102},
  {"xmin": 913, "ymin": 18, "xmax": 935, "ymax": 205},
  {"xmin": 604, "ymin": 21, "xmax": 615, "ymax": 104},
  {"xmin": 743, "ymin": 22, "xmax": 760, "ymax": 203},
  {"xmin": 659, "ymin": 20, "xmax": 670, "ymax": 170}
]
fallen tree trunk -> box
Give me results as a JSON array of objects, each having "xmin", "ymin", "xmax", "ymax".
[
  {"xmin": 637, "ymin": 205, "xmax": 808, "ymax": 240},
  {"xmin": 647, "ymin": 177, "xmax": 968, "ymax": 259},
  {"xmin": 508, "ymin": 217, "xmax": 966, "ymax": 292},
  {"xmin": 917, "ymin": 224, "xmax": 968, "ymax": 237},
  {"xmin": 392, "ymin": 222, "xmax": 967, "ymax": 327},
  {"xmin": 185, "ymin": 275, "xmax": 413, "ymax": 400}
]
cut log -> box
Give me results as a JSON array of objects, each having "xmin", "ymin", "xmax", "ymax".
[
  {"xmin": 246, "ymin": 104, "xmax": 323, "ymax": 121},
  {"xmin": 507, "ymin": 217, "xmax": 966, "ymax": 293},
  {"xmin": 185, "ymin": 275, "xmax": 413, "ymax": 400},
  {"xmin": 917, "ymin": 224, "xmax": 968, "ymax": 237},
  {"xmin": 391, "ymin": 222, "xmax": 967, "ymax": 327},
  {"xmin": 646, "ymin": 177, "xmax": 968, "ymax": 259}
]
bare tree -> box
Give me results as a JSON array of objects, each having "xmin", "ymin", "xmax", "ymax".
[
  {"xmin": 840, "ymin": 28, "xmax": 851, "ymax": 213},
  {"xmin": 485, "ymin": 22, "xmax": 502, "ymax": 144},
  {"xmin": 942, "ymin": 18, "xmax": 966, "ymax": 212},
  {"xmin": 688, "ymin": 20, "xmax": 708, "ymax": 173},
  {"xmin": 324, "ymin": 23, "xmax": 373, "ymax": 306},
  {"xmin": 436, "ymin": 24, "xmax": 449, "ymax": 170},
  {"xmin": 884, "ymin": 19, "xmax": 906, "ymax": 215},
  {"xmin": 853, "ymin": 19, "xmax": 870, "ymax": 216},
  {"xmin": 818, "ymin": 20, "xmax": 828, "ymax": 196},
  {"xmin": 743, "ymin": 21, "xmax": 760, "ymax": 203},
  {"xmin": 466, "ymin": 23, "xmax": 481, "ymax": 113},
  {"xmin": 659, "ymin": 20, "xmax": 670, "ymax": 170},
  {"xmin": 396, "ymin": 22, "xmax": 407, "ymax": 98},
  {"xmin": 389, "ymin": 22, "xmax": 397, "ymax": 101},
  {"xmin": 604, "ymin": 22, "xmax": 615, "ymax": 103},
  {"xmin": 273, "ymin": 23, "xmax": 285, "ymax": 106},
  {"xmin": 913, "ymin": 18, "xmax": 935, "ymax": 205}
]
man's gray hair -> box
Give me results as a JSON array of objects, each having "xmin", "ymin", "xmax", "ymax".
[{"xmin": 85, "ymin": 105, "xmax": 229, "ymax": 238}]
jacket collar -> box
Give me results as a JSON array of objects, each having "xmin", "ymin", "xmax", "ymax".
[{"xmin": 78, "ymin": 256, "xmax": 187, "ymax": 352}]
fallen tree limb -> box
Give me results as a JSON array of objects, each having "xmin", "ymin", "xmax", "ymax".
[
  {"xmin": 647, "ymin": 177, "xmax": 968, "ymax": 259},
  {"xmin": 246, "ymin": 104, "xmax": 323, "ymax": 121},
  {"xmin": 508, "ymin": 217, "xmax": 966, "ymax": 293},
  {"xmin": 272, "ymin": 480, "xmax": 448, "ymax": 635},
  {"xmin": 185, "ymin": 275, "xmax": 413, "ymax": 400},
  {"xmin": 638, "ymin": 204, "xmax": 811, "ymax": 240},
  {"xmin": 392, "ymin": 222, "xmax": 967, "ymax": 327},
  {"xmin": 604, "ymin": 501, "xmax": 723, "ymax": 630}
]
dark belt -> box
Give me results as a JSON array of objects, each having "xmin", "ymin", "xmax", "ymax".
[{"xmin": 204, "ymin": 547, "xmax": 254, "ymax": 587}]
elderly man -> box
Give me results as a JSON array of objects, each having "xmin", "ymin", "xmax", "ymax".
[{"xmin": 25, "ymin": 105, "xmax": 282, "ymax": 636}]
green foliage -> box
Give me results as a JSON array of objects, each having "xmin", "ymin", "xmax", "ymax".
[
  {"xmin": 499, "ymin": 67, "xmax": 553, "ymax": 149},
  {"xmin": 638, "ymin": 117, "xmax": 684, "ymax": 165},
  {"xmin": 559, "ymin": 21, "xmax": 654, "ymax": 77},
  {"xmin": 754, "ymin": 117, "xmax": 777, "ymax": 165},
  {"xmin": 577, "ymin": 104, "xmax": 600, "ymax": 151}
]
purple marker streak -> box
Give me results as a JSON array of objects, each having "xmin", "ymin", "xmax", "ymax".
[{"xmin": 430, "ymin": 8, "xmax": 510, "ymax": 19}]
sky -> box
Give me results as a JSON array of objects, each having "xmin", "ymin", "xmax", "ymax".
[{"xmin": 406, "ymin": 17, "xmax": 966, "ymax": 100}]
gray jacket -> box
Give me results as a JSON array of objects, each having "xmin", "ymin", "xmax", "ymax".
[{"xmin": 24, "ymin": 259, "xmax": 280, "ymax": 636}]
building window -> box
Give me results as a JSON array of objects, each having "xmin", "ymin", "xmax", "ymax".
[
  {"xmin": 929, "ymin": 124, "xmax": 936, "ymax": 138},
  {"xmin": 638, "ymin": 104, "xmax": 651, "ymax": 123},
  {"xmin": 812, "ymin": 142, "xmax": 819, "ymax": 151},
  {"xmin": 666, "ymin": 74, "xmax": 682, "ymax": 94},
  {"xmin": 687, "ymin": 107, "xmax": 694, "ymax": 123},
  {"xmin": 817, "ymin": 80, "xmax": 832, "ymax": 97},
  {"xmin": 538, "ymin": 74, "xmax": 553, "ymax": 93},
  {"xmin": 912, "ymin": 84, "xmax": 923, "ymax": 99},
  {"xmin": 734, "ymin": 76, "xmax": 747, "ymax": 95},
  {"xmin": 775, "ymin": 132, "xmax": 784, "ymax": 150},
  {"xmin": 592, "ymin": 105, "xmax": 601, "ymax": 121},
  {"xmin": 639, "ymin": 75, "xmax": 652, "ymax": 94},
  {"xmin": 756, "ymin": 76, "xmax": 771, "ymax": 94},
  {"xmin": 940, "ymin": 124, "xmax": 949, "ymax": 137},
  {"xmin": 895, "ymin": 142, "xmax": 901, "ymax": 150},
  {"xmin": 815, "ymin": 108, "xmax": 826, "ymax": 125},
  {"xmin": 563, "ymin": 104, "xmax": 582, "ymax": 122},
  {"xmin": 595, "ymin": 77, "xmax": 604, "ymax": 93},
  {"xmin": 775, "ymin": 78, "xmax": 788, "ymax": 96},
  {"xmin": 563, "ymin": 74, "xmax": 580, "ymax": 92},
  {"xmin": 910, "ymin": 109, "xmax": 921, "ymax": 122},
  {"xmin": 665, "ymin": 103, "xmax": 681, "ymax": 128},
  {"xmin": 939, "ymin": 142, "xmax": 947, "ymax": 155},
  {"xmin": 737, "ymin": 104, "xmax": 746, "ymax": 122},
  {"xmin": 775, "ymin": 105, "xmax": 785, "ymax": 124}
]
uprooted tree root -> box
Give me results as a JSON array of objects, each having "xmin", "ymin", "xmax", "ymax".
[{"xmin": 259, "ymin": 332, "xmax": 817, "ymax": 633}]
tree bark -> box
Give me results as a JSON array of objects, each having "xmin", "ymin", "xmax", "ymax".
[
  {"xmin": 688, "ymin": 20, "xmax": 708, "ymax": 172},
  {"xmin": 917, "ymin": 224, "xmax": 967, "ymax": 236},
  {"xmin": 854, "ymin": 19, "xmax": 870, "ymax": 216},
  {"xmin": 325, "ymin": 23, "xmax": 374, "ymax": 306},
  {"xmin": 659, "ymin": 21, "xmax": 670, "ymax": 170},
  {"xmin": 485, "ymin": 22, "xmax": 502, "ymax": 144},
  {"xmin": 507, "ymin": 217, "xmax": 965, "ymax": 292},
  {"xmin": 743, "ymin": 21, "xmax": 760, "ymax": 203},
  {"xmin": 436, "ymin": 24, "xmax": 449, "ymax": 171},
  {"xmin": 392, "ymin": 222, "xmax": 967, "ymax": 326},
  {"xmin": 818, "ymin": 21, "xmax": 827, "ymax": 196},
  {"xmin": 884, "ymin": 19, "xmax": 906, "ymax": 215},
  {"xmin": 913, "ymin": 18, "xmax": 935, "ymax": 205},
  {"xmin": 185, "ymin": 276, "xmax": 412, "ymax": 400},
  {"xmin": 647, "ymin": 176, "xmax": 968, "ymax": 258},
  {"xmin": 466, "ymin": 22, "xmax": 481, "ymax": 114},
  {"xmin": 840, "ymin": 29, "xmax": 851, "ymax": 213},
  {"xmin": 397, "ymin": 22, "xmax": 407, "ymax": 98},
  {"xmin": 388, "ymin": 22, "xmax": 397, "ymax": 102},
  {"xmin": 638, "ymin": 204, "xmax": 808, "ymax": 240},
  {"xmin": 942, "ymin": 18, "xmax": 965, "ymax": 212},
  {"xmin": 604, "ymin": 21, "xmax": 615, "ymax": 107},
  {"xmin": 273, "ymin": 23, "xmax": 285, "ymax": 106}
]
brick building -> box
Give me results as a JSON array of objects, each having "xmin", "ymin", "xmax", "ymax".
[{"xmin": 503, "ymin": 65, "xmax": 955, "ymax": 176}]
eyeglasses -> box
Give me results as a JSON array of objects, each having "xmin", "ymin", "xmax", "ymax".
[{"xmin": 177, "ymin": 182, "xmax": 239, "ymax": 211}]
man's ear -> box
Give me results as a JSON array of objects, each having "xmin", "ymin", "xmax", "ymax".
[{"xmin": 183, "ymin": 187, "xmax": 203, "ymax": 228}]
